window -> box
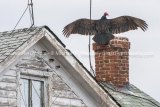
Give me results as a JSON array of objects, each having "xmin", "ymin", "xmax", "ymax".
[{"xmin": 20, "ymin": 78, "xmax": 44, "ymax": 107}]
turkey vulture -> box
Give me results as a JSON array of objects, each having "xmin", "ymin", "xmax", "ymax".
[{"xmin": 63, "ymin": 12, "xmax": 148, "ymax": 44}]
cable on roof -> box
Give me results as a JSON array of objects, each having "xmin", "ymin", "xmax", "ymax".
[
  {"xmin": 9, "ymin": 5, "xmax": 29, "ymax": 37},
  {"xmin": 9, "ymin": 0, "xmax": 36, "ymax": 38}
]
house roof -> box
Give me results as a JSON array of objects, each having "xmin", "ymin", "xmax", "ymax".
[
  {"xmin": 0, "ymin": 26, "xmax": 66, "ymax": 64},
  {"xmin": 0, "ymin": 27, "xmax": 43, "ymax": 63},
  {"xmin": 0, "ymin": 26, "xmax": 159, "ymax": 107},
  {"xmin": 100, "ymin": 82, "xmax": 160, "ymax": 107}
]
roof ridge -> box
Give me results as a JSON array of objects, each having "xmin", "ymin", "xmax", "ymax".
[{"xmin": 0, "ymin": 26, "xmax": 44, "ymax": 35}]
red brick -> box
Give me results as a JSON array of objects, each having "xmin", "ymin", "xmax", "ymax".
[{"xmin": 93, "ymin": 37, "xmax": 130, "ymax": 87}]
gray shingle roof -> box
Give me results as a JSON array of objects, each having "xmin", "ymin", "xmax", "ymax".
[
  {"xmin": 100, "ymin": 82, "xmax": 160, "ymax": 107},
  {"xmin": 0, "ymin": 27, "xmax": 43, "ymax": 63}
]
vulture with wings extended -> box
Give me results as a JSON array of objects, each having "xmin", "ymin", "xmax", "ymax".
[{"xmin": 63, "ymin": 12, "xmax": 148, "ymax": 44}]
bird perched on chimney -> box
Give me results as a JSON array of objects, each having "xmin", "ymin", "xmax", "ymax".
[{"xmin": 63, "ymin": 12, "xmax": 148, "ymax": 45}]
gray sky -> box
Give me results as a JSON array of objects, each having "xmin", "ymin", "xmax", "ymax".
[{"xmin": 0, "ymin": 0, "xmax": 160, "ymax": 102}]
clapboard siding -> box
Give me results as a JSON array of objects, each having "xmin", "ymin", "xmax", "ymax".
[
  {"xmin": 0, "ymin": 105, "xmax": 17, "ymax": 107},
  {"xmin": 20, "ymin": 68, "xmax": 51, "ymax": 77},
  {"xmin": 0, "ymin": 89, "xmax": 16, "ymax": 99},
  {"xmin": 51, "ymin": 97, "xmax": 87, "ymax": 107},
  {"xmin": 52, "ymin": 90, "xmax": 78, "ymax": 99},
  {"xmin": 52, "ymin": 81, "xmax": 72, "ymax": 91},
  {"xmin": 0, "ymin": 81, "xmax": 17, "ymax": 91},
  {"xmin": 51, "ymin": 71, "xmax": 87, "ymax": 107},
  {"xmin": 0, "ymin": 97, "xmax": 17, "ymax": 106},
  {"xmin": 52, "ymin": 105, "xmax": 86, "ymax": 107},
  {"xmin": 0, "ymin": 67, "xmax": 18, "ymax": 107},
  {"xmin": 4, "ymin": 69, "xmax": 17, "ymax": 77},
  {"xmin": 0, "ymin": 75, "xmax": 17, "ymax": 83}
]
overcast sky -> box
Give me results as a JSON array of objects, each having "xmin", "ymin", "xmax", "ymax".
[{"xmin": 0, "ymin": 0, "xmax": 160, "ymax": 102}]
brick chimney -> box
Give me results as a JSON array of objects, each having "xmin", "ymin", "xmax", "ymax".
[{"xmin": 93, "ymin": 37, "xmax": 130, "ymax": 87}]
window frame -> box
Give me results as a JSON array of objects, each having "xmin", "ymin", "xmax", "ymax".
[{"xmin": 20, "ymin": 74, "xmax": 48, "ymax": 107}]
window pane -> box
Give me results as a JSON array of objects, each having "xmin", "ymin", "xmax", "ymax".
[
  {"xmin": 20, "ymin": 79, "xmax": 29, "ymax": 107},
  {"xmin": 32, "ymin": 80, "xmax": 43, "ymax": 107}
]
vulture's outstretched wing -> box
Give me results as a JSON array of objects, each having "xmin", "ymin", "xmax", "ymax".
[
  {"xmin": 63, "ymin": 16, "xmax": 148, "ymax": 37},
  {"xmin": 107, "ymin": 16, "xmax": 148, "ymax": 34},
  {"xmin": 63, "ymin": 19, "xmax": 97, "ymax": 37}
]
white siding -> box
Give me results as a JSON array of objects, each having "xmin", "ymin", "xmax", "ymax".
[
  {"xmin": 0, "ymin": 43, "xmax": 87, "ymax": 107},
  {"xmin": 0, "ymin": 69, "xmax": 18, "ymax": 107},
  {"xmin": 50, "ymin": 74, "xmax": 86, "ymax": 107}
]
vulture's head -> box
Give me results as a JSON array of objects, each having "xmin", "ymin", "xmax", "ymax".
[{"xmin": 104, "ymin": 12, "xmax": 109, "ymax": 16}]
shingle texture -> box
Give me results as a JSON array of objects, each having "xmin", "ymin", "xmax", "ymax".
[
  {"xmin": 100, "ymin": 82, "xmax": 160, "ymax": 107},
  {"xmin": 0, "ymin": 27, "xmax": 43, "ymax": 63}
]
